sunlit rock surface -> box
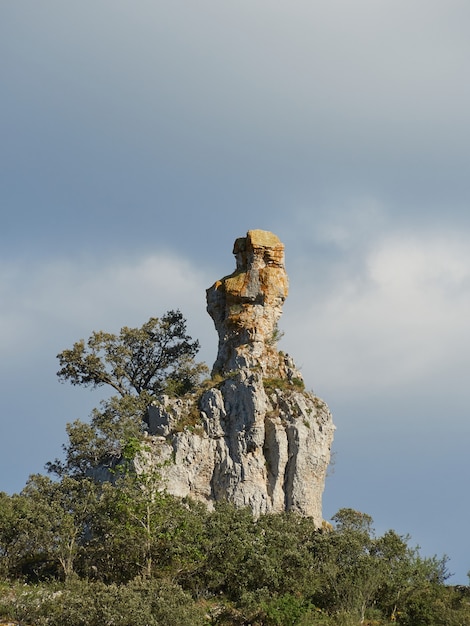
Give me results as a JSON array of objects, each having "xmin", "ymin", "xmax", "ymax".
[
  {"xmin": 207, "ymin": 229, "xmax": 289, "ymax": 376},
  {"xmin": 147, "ymin": 230, "xmax": 335, "ymax": 526}
]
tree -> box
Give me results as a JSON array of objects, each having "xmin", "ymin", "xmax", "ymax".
[
  {"xmin": 82, "ymin": 440, "xmax": 207, "ymax": 583},
  {"xmin": 49, "ymin": 311, "xmax": 207, "ymax": 477},
  {"xmin": 56, "ymin": 310, "xmax": 206, "ymax": 398},
  {"xmin": 310, "ymin": 509, "xmax": 455, "ymax": 625},
  {"xmin": 0, "ymin": 477, "xmax": 98, "ymax": 581},
  {"xmin": 191, "ymin": 505, "xmax": 321, "ymax": 603},
  {"xmin": 312, "ymin": 509, "xmax": 381, "ymax": 622},
  {"xmin": 47, "ymin": 395, "xmax": 151, "ymax": 477},
  {"xmin": 0, "ymin": 491, "xmax": 26, "ymax": 578},
  {"xmin": 19, "ymin": 475, "xmax": 98, "ymax": 580},
  {"xmin": 372, "ymin": 529, "xmax": 451, "ymax": 622}
]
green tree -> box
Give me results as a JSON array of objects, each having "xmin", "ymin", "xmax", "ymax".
[
  {"xmin": 373, "ymin": 530, "xmax": 451, "ymax": 622},
  {"xmin": 49, "ymin": 311, "xmax": 207, "ymax": 477},
  {"xmin": 47, "ymin": 394, "xmax": 150, "ymax": 477},
  {"xmin": 1, "ymin": 577, "xmax": 208, "ymax": 626},
  {"xmin": 312, "ymin": 509, "xmax": 380, "ymax": 622},
  {"xmin": 192, "ymin": 505, "xmax": 320, "ymax": 603},
  {"xmin": 0, "ymin": 488, "xmax": 58, "ymax": 580},
  {"xmin": 0, "ymin": 477, "xmax": 98, "ymax": 581},
  {"xmin": 310, "ymin": 510, "xmax": 404, "ymax": 622},
  {"xmin": 56, "ymin": 310, "xmax": 206, "ymax": 398},
  {"xmin": 397, "ymin": 580, "xmax": 470, "ymax": 626},
  {"xmin": 19, "ymin": 475, "xmax": 97, "ymax": 580},
  {"xmin": 84, "ymin": 476, "xmax": 207, "ymax": 582},
  {"xmin": 310, "ymin": 509, "xmax": 454, "ymax": 625},
  {"xmin": 0, "ymin": 491, "xmax": 27, "ymax": 578},
  {"xmin": 63, "ymin": 436, "xmax": 208, "ymax": 584}
]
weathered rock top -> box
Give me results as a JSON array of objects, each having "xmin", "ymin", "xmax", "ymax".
[{"xmin": 207, "ymin": 229, "xmax": 289, "ymax": 376}]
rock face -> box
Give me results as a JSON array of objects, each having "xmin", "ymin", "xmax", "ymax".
[
  {"xmin": 147, "ymin": 230, "xmax": 335, "ymax": 526},
  {"xmin": 207, "ymin": 230, "xmax": 289, "ymax": 376}
]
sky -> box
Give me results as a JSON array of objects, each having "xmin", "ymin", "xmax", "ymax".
[{"xmin": 1, "ymin": 0, "xmax": 470, "ymax": 583}]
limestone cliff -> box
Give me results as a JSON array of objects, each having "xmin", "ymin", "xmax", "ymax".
[{"xmin": 146, "ymin": 230, "xmax": 335, "ymax": 526}]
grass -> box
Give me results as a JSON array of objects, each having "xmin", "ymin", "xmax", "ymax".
[{"xmin": 263, "ymin": 376, "xmax": 305, "ymax": 393}]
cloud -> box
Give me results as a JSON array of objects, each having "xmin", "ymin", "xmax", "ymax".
[
  {"xmin": 0, "ymin": 250, "xmax": 219, "ymax": 493},
  {"xmin": 6, "ymin": 1, "xmax": 470, "ymax": 159},
  {"xmin": 0, "ymin": 252, "xmax": 217, "ymax": 368},
  {"xmin": 4, "ymin": 0, "xmax": 470, "ymax": 269},
  {"xmin": 283, "ymin": 226, "xmax": 470, "ymax": 397}
]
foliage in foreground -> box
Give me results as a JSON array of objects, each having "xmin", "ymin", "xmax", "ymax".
[
  {"xmin": 2, "ymin": 311, "xmax": 469, "ymax": 625},
  {"xmin": 0, "ymin": 577, "xmax": 208, "ymax": 626},
  {"xmin": 1, "ymin": 493, "xmax": 470, "ymax": 626},
  {"xmin": 48, "ymin": 311, "xmax": 208, "ymax": 478}
]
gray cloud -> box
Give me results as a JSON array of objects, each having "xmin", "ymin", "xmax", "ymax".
[
  {"xmin": 3, "ymin": 0, "xmax": 470, "ymax": 258},
  {"xmin": 0, "ymin": 252, "xmax": 215, "ymax": 494}
]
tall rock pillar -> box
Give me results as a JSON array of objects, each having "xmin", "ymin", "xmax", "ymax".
[{"xmin": 149, "ymin": 229, "xmax": 335, "ymax": 526}]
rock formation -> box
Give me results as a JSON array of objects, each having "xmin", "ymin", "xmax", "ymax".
[
  {"xmin": 146, "ymin": 230, "xmax": 335, "ymax": 526},
  {"xmin": 207, "ymin": 230, "xmax": 289, "ymax": 376}
]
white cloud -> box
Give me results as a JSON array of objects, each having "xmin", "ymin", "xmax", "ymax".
[
  {"xmin": 6, "ymin": 229, "xmax": 467, "ymax": 399},
  {"xmin": 283, "ymin": 230, "xmax": 470, "ymax": 395},
  {"xmin": 0, "ymin": 251, "xmax": 217, "ymax": 493},
  {"xmin": 0, "ymin": 252, "xmax": 217, "ymax": 367}
]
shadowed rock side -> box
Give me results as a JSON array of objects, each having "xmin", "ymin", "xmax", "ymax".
[{"xmin": 146, "ymin": 230, "xmax": 335, "ymax": 526}]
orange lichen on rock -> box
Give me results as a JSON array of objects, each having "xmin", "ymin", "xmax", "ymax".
[{"xmin": 207, "ymin": 230, "xmax": 289, "ymax": 375}]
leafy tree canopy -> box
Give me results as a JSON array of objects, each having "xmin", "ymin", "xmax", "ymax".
[
  {"xmin": 46, "ymin": 395, "xmax": 151, "ymax": 477},
  {"xmin": 50, "ymin": 311, "xmax": 207, "ymax": 477},
  {"xmin": 56, "ymin": 310, "xmax": 206, "ymax": 398}
]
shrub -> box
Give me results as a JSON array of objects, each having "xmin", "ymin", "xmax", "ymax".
[{"xmin": 0, "ymin": 578, "xmax": 208, "ymax": 626}]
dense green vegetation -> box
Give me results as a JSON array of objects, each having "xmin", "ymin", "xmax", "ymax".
[
  {"xmin": 1, "ymin": 312, "xmax": 469, "ymax": 625},
  {"xmin": 2, "ymin": 492, "xmax": 469, "ymax": 625}
]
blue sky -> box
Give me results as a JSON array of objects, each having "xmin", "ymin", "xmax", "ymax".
[{"xmin": 2, "ymin": 1, "xmax": 470, "ymax": 583}]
